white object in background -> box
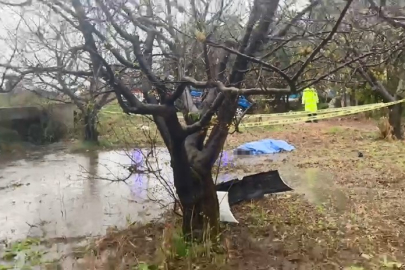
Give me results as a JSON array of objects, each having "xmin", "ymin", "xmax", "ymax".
[{"xmin": 217, "ymin": 191, "xmax": 239, "ymax": 223}]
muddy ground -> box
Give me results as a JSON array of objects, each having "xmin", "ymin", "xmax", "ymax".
[
  {"xmin": 2, "ymin": 117, "xmax": 405, "ymax": 270},
  {"xmin": 74, "ymin": 118, "xmax": 405, "ymax": 270}
]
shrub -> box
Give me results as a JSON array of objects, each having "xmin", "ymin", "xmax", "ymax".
[{"xmin": 377, "ymin": 116, "xmax": 393, "ymax": 140}]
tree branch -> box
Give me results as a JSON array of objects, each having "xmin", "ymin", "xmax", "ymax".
[
  {"xmin": 368, "ymin": 0, "xmax": 405, "ymax": 30},
  {"xmin": 182, "ymin": 76, "xmax": 290, "ymax": 95},
  {"xmin": 291, "ymin": 0, "xmax": 354, "ymax": 82},
  {"xmin": 206, "ymin": 40, "xmax": 294, "ymax": 90},
  {"xmin": 272, "ymin": 0, "xmax": 321, "ymax": 38}
]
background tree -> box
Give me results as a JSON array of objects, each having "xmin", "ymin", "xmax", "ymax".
[
  {"xmin": 0, "ymin": 3, "xmax": 120, "ymax": 142},
  {"xmin": 316, "ymin": 0, "xmax": 405, "ymax": 137},
  {"xmin": 360, "ymin": 0, "xmax": 405, "ymax": 138}
]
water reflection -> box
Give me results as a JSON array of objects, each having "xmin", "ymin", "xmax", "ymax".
[
  {"xmin": 216, "ymin": 151, "xmax": 235, "ymax": 167},
  {"xmin": 131, "ymin": 173, "xmax": 148, "ymax": 200},
  {"xmin": 0, "ymin": 147, "xmax": 289, "ymax": 242},
  {"xmin": 0, "ymin": 149, "xmax": 173, "ymax": 242},
  {"xmin": 87, "ymin": 152, "xmax": 99, "ymax": 196},
  {"xmin": 129, "ymin": 149, "xmax": 147, "ymax": 199},
  {"xmin": 129, "ymin": 148, "xmax": 175, "ymax": 203}
]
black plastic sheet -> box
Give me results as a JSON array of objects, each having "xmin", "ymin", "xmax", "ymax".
[{"xmin": 216, "ymin": 170, "xmax": 292, "ymax": 206}]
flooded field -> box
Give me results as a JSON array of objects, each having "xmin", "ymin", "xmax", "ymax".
[
  {"xmin": 0, "ymin": 147, "xmax": 295, "ymax": 243},
  {"xmin": 3, "ymin": 121, "xmax": 385, "ymax": 269},
  {"xmin": 0, "ymin": 148, "xmax": 174, "ymax": 242}
]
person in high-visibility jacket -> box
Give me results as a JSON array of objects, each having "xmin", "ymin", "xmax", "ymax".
[{"xmin": 302, "ymin": 87, "xmax": 319, "ymax": 123}]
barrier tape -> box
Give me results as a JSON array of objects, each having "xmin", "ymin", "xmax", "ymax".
[
  {"xmin": 102, "ymin": 100, "xmax": 400, "ymax": 119},
  {"xmin": 100, "ymin": 98, "xmax": 405, "ymax": 128},
  {"xmin": 100, "ymin": 110, "xmax": 124, "ymax": 115},
  {"xmin": 101, "ymin": 103, "xmax": 380, "ymax": 118},
  {"xmin": 239, "ymin": 99, "xmax": 405, "ymax": 128},
  {"xmin": 243, "ymin": 101, "xmax": 396, "ymax": 118}
]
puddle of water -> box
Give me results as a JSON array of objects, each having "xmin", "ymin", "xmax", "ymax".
[
  {"xmin": 0, "ymin": 148, "xmax": 175, "ymax": 243},
  {"xmin": 0, "ymin": 148, "xmax": 291, "ymax": 242},
  {"xmin": 0, "ymin": 146, "xmax": 296, "ymax": 268}
]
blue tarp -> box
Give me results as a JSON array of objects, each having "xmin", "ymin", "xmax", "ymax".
[
  {"xmin": 288, "ymin": 93, "xmax": 301, "ymax": 99},
  {"xmin": 236, "ymin": 139, "xmax": 295, "ymax": 155}
]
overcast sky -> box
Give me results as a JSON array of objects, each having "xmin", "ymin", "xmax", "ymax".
[{"xmin": 0, "ymin": 0, "xmax": 310, "ymax": 67}]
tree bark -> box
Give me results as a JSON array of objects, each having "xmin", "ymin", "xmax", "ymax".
[
  {"xmin": 181, "ymin": 170, "xmax": 219, "ymax": 240},
  {"xmin": 170, "ymin": 140, "xmax": 219, "ymax": 241},
  {"xmin": 388, "ymin": 103, "xmax": 403, "ymax": 139},
  {"xmin": 83, "ymin": 112, "xmax": 99, "ymax": 143},
  {"xmin": 350, "ymin": 91, "xmax": 356, "ymax": 106}
]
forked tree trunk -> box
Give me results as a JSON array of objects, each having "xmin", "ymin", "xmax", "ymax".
[
  {"xmin": 388, "ymin": 103, "xmax": 403, "ymax": 139},
  {"xmin": 170, "ymin": 141, "xmax": 219, "ymax": 240}
]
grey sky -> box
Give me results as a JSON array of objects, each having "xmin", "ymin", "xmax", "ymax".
[{"xmin": 0, "ymin": 0, "xmax": 310, "ymax": 68}]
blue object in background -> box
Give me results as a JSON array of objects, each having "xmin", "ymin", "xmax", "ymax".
[
  {"xmin": 189, "ymin": 88, "xmax": 252, "ymax": 110},
  {"xmin": 189, "ymin": 89, "xmax": 203, "ymax": 107},
  {"xmin": 288, "ymin": 93, "xmax": 301, "ymax": 101},
  {"xmin": 288, "ymin": 93, "xmax": 300, "ymax": 99},
  {"xmin": 237, "ymin": 95, "xmax": 252, "ymax": 110},
  {"xmin": 190, "ymin": 88, "xmax": 201, "ymax": 98},
  {"xmin": 236, "ymin": 139, "xmax": 295, "ymax": 155}
]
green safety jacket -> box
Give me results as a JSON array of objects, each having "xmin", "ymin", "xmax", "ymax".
[{"xmin": 302, "ymin": 88, "xmax": 319, "ymax": 112}]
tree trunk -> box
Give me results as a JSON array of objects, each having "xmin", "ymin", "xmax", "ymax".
[
  {"xmin": 83, "ymin": 112, "xmax": 99, "ymax": 142},
  {"xmin": 285, "ymin": 95, "xmax": 290, "ymax": 111},
  {"xmin": 170, "ymin": 141, "xmax": 219, "ymax": 240},
  {"xmin": 388, "ymin": 103, "xmax": 403, "ymax": 139},
  {"xmin": 350, "ymin": 91, "xmax": 356, "ymax": 106},
  {"xmin": 180, "ymin": 170, "xmax": 219, "ymax": 240}
]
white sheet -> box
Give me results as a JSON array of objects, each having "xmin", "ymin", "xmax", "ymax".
[{"xmin": 217, "ymin": 191, "xmax": 239, "ymax": 223}]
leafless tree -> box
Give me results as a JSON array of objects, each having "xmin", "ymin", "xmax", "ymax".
[
  {"xmin": 359, "ymin": 0, "xmax": 405, "ymax": 138},
  {"xmin": 0, "ymin": 15, "xmax": 28, "ymax": 93},
  {"xmin": 321, "ymin": 0, "xmax": 405, "ymax": 138},
  {"xmin": 1, "ymin": 0, "xmax": 356, "ymax": 238},
  {"xmin": 0, "ymin": 4, "xmax": 117, "ymax": 141}
]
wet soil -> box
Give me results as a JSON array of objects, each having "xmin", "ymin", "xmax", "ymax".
[
  {"xmin": 2, "ymin": 118, "xmax": 405, "ymax": 269},
  {"xmin": 84, "ymin": 119, "xmax": 405, "ymax": 270}
]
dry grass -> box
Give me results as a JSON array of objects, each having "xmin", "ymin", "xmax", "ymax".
[
  {"xmin": 78, "ymin": 219, "xmax": 229, "ymax": 270},
  {"xmin": 377, "ymin": 116, "xmax": 394, "ymax": 140}
]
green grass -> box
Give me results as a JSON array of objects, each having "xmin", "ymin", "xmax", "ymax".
[
  {"xmin": 97, "ymin": 106, "xmax": 163, "ymax": 148},
  {"xmin": 0, "ymin": 238, "xmax": 45, "ymax": 269},
  {"xmin": 5, "ymin": 100, "xmax": 405, "ymax": 153},
  {"xmin": 326, "ymin": 126, "xmax": 345, "ymax": 135},
  {"xmin": 101, "ymin": 102, "xmax": 125, "ymax": 114}
]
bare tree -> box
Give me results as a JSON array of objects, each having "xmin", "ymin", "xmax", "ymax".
[
  {"xmin": 0, "ymin": 15, "xmax": 29, "ymax": 93},
  {"xmin": 321, "ymin": 0, "xmax": 405, "ymax": 138},
  {"xmin": 0, "ymin": 4, "xmax": 117, "ymax": 141},
  {"xmin": 1, "ymin": 0, "xmax": 356, "ymax": 238},
  {"xmin": 361, "ymin": 0, "xmax": 405, "ymax": 138}
]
